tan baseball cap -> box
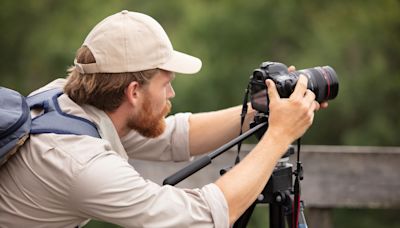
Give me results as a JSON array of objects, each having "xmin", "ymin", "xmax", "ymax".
[{"xmin": 74, "ymin": 10, "xmax": 202, "ymax": 74}]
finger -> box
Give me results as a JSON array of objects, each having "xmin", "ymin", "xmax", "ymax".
[
  {"xmin": 288, "ymin": 65, "xmax": 296, "ymax": 72},
  {"xmin": 265, "ymin": 79, "xmax": 280, "ymax": 102},
  {"xmin": 313, "ymin": 101, "xmax": 320, "ymax": 111},
  {"xmin": 320, "ymin": 102, "xmax": 329, "ymax": 109},
  {"xmin": 291, "ymin": 75, "xmax": 308, "ymax": 98},
  {"xmin": 307, "ymin": 102, "xmax": 318, "ymax": 123},
  {"xmin": 308, "ymin": 108, "xmax": 315, "ymax": 124},
  {"xmin": 304, "ymin": 89, "xmax": 316, "ymax": 103}
]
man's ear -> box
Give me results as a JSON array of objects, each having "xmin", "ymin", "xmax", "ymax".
[{"xmin": 125, "ymin": 81, "xmax": 141, "ymax": 106}]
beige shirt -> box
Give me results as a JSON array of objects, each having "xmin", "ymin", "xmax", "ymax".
[{"xmin": 0, "ymin": 79, "xmax": 228, "ymax": 228}]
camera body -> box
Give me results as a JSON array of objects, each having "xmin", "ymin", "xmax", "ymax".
[{"xmin": 249, "ymin": 61, "xmax": 339, "ymax": 113}]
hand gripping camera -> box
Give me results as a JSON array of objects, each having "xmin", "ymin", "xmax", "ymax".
[{"xmin": 249, "ymin": 61, "xmax": 339, "ymax": 113}]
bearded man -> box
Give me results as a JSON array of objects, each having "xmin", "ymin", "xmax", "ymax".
[{"xmin": 0, "ymin": 10, "xmax": 323, "ymax": 227}]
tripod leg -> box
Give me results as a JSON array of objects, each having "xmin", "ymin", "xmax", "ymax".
[
  {"xmin": 270, "ymin": 191, "xmax": 294, "ymax": 228},
  {"xmin": 270, "ymin": 202, "xmax": 286, "ymax": 228},
  {"xmin": 284, "ymin": 193, "xmax": 294, "ymax": 228},
  {"xmin": 233, "ymin": 201, "xmax": 257, "ymax": 228}
]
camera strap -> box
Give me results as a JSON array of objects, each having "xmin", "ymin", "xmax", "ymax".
[{"xmin": 236, "ymin": 85, "xmax": 250, "ymax": 164}]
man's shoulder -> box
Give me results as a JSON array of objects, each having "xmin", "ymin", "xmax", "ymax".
[
  {"xmin": 31, "ymin": 133, "xmax": 116, "ymax": 167},
  {"xmin": 29, "ymin": 78, "xmax": 67, "ymax": 96}
]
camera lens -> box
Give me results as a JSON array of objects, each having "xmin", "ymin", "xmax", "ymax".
[{"xmin": 293, "ymin": 66, "xmax": 339, "ymax": 102}]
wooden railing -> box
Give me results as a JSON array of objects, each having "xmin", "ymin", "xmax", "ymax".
[{"xmin": 131, "ymin": 145, "xmax": 400, "ymax": 228}]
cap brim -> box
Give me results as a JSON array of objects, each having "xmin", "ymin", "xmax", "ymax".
[{"xmin": 158, "ymin": 50, "xmax": 202, "ymax": 74}]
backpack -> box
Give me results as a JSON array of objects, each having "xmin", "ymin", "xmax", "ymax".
[{"xmin": 0, "ymin": 87, "xmax": 100, "ymax": 167}]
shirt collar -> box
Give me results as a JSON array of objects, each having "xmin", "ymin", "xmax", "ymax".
[{"xmin": 81, "ymin": 104, "xmax": 129, "ymax": 160}]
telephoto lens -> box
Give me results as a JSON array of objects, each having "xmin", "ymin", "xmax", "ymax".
[{"xmin": 288, "ymin": 66, "xmax": 339, "ymax": 102}]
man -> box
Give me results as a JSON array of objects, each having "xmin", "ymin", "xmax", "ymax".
[{"xmin": 0, "ymin": 10, "xmax": 324, "ymax": 227}]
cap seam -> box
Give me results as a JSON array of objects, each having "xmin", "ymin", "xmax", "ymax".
[{"xmin": 122, "ymin": 13, "xmax": 128, "ymax": 72}]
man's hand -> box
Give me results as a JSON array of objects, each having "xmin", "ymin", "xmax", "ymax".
[{"xmin": 264, "ymin": 75, "xmax": 319, "ymax": 145}]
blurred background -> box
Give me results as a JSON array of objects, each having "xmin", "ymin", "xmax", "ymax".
[{"xmin": 1, "ymin": 0, "xmax": 399, "ymax": 227}]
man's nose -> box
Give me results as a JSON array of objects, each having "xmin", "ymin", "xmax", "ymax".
[{"xmin": 167, "ymin": 83, "xmax": 175, "ymax": 99}]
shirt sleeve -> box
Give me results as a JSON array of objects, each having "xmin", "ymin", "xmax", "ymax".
[
  {"xmin": 121, "ymin": 112, "xmax": 192, "ymax": 162},
  {"xmin": 69, "ymin": 153, "xmax": 229, "ymax": 228}
]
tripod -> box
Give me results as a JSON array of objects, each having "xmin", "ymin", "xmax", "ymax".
[
  {"xmin": 162, "ymin": 122, "xmax": 307, "ymax": 228},
  {"xmin": 232, "ymin": 148, "xmax": 295, "ymax": 228}
]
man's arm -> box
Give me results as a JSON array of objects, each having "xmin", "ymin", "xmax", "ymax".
[
  {"xmin": 214, "ymin": 75, "xmax": 320, "ymax": 224},
  {"xmin": 188, "ymin": 66, "xmax": 327, "ymax": 156},
  {"xmin": 188, "ymin": 104, "xmax": 256, "ymax": 156}
]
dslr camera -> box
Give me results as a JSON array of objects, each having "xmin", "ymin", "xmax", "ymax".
[{"xmin": 249, "ymin": 61, "xmax": 339, "ymax": 113}]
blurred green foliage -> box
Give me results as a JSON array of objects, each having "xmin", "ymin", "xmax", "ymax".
[
  {"xmin": 1, "ymin": 0, "xmax": 399, "ymax": 147},
  {"xmin": 1, "ymin": 0, "xmax": 399, "ymax": 227}
]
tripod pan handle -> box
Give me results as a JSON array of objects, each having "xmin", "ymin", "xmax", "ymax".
[{"xmin": 163, "ymin": 156, "xmax": 212, "ymax": 186}]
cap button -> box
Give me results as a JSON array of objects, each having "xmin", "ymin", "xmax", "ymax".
[{"xmin": 121, "ymin": 10, "xmax": 128, "ymax": 14}]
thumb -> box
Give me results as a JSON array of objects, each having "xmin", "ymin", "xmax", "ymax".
[{"xmin": 266, "ymin": 79, "xmax": 280, "ymax": 102}]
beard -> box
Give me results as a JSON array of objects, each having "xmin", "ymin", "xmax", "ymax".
[{"xmin": 127, "ymin": 95, "xmax": 171, "ymax": 138}]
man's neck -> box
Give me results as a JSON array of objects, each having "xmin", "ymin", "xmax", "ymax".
[{"xmin": 105, "ymin": 108, "xmax": 130, "ymax": 138}]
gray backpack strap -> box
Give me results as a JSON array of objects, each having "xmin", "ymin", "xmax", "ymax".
[{"xmin": 26, "ymin": 88, "xmax": 101, "ymax": 138}]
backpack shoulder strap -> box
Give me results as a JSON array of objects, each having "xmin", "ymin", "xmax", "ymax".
[
  {"xmin": 0, "ymin": 87, "xmax": 31, "ymax": 166},
  {"xmin": 26, "ymin": 88, "xmax": 101, "ymax": 138}
]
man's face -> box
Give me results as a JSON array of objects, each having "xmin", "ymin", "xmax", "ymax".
[{"xmin": 127, "ymin": 70, "xmax": 175, "ymax": 138}]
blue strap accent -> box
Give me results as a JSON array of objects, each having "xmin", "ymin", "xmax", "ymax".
[
  {"xmin": 27, "ymin": 88, "xmax": 100, "ymax": 139},
  {"xmin": 27, "ymin": 88, "xmax": 62, "ymax": 109}
]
